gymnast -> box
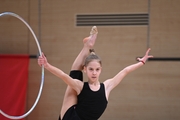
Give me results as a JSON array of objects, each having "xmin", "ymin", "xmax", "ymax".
[{"xmin": 38, "ymin": 26, "xmax": 153, "ymax": 120}]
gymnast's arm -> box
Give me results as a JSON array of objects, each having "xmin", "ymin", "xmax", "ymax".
[
  {"xmin": 38, "ymin": 53, "xmax": 83, "ymax": 94},
  {"xmin": 104, "ymin": 48, "xmax": 153, "ymax": 96}
]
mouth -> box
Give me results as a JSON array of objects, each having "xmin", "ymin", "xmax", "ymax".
[{"xmin": 92, "ymin": 76, "xmax": 96, "ymax": 79}]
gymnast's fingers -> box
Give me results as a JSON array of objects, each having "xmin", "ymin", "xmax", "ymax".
[
  {"xmin": 38, "ymin": 59, "xmax": 42, "ymax": 66},
  {"xmin": 146, "ymin": 48, "xmax": 151, "ymax": 55},
  {"xmin": 41, "ymin": 52, "xmax": 46, "ymax": 58}
]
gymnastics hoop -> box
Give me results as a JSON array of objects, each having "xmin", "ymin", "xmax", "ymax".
[{"xmin": 0, "ymin": 12, "xmax": 44, "ymax": 119}]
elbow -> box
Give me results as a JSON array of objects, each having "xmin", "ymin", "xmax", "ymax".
[{"xmin": 123, "ymin": 67, "xmax": 131, "ymax": 74}]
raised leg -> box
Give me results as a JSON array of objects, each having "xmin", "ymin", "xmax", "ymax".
[{"xmin": 60, "ymin": 26, "xmax": 98, "ymax": 119}]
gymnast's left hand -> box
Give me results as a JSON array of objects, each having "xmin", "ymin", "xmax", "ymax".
[
  {"xmin": 137, "ymin": 48, "xmax": 153, "ymax": 64},
  {"xmin": 38, "ymin": 53, "xmax": 48, "ymax": 67}
]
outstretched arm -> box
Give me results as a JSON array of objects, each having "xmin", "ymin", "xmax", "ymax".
[
  {"xmin": 38, "ymin": 53, "xmax": 83, "ymax": 94},
  {"xmin": 104, "ymin": 48, "xmax": 153, "ymax": 95}
]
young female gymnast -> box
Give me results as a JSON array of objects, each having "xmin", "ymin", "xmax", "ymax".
[{"xmin": 38, "ymin": 26, "xmax": 153, "ymax": 120}]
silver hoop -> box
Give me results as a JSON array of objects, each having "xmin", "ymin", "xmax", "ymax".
[{"xmin": 0, "ymin": 12, "xmax": 44, "ymax": 119}]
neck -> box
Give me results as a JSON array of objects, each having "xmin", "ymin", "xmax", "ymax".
[{"xmin": 88, "ymin": 81, "xmax": 100, "ymax": 86}]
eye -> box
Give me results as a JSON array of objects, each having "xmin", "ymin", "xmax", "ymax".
[{"xmin": 89, "ymin": 68, "xmax": 93, "ymax": 71}]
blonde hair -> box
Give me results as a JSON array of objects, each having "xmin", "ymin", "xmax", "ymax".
[{"xmin": 84, "ymin": 49, "xmax": 102, "ymax": 67}]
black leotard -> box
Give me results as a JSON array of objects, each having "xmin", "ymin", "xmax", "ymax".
[{"xmin": 76, "ymin": 82, "xmax": 108, "ymax": 120}]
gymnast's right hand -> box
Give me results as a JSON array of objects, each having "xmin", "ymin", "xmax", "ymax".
[{"xmin": 38, "ymin": 53, "xmax": 48, "ymax": 67}]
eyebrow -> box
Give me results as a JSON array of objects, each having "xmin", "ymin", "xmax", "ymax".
[{"xmin": 88, "ymin": 67, "xmax": 101, "ymax": 69}]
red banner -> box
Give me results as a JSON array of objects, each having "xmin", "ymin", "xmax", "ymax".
[{"xmin": 0, "ymin": 55, "xmax": 29, "ymax": 120}]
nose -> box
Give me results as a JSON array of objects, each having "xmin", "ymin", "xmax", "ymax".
[{"xmin": 93, "ymin": 70, "xmax": 97, "ymax": 75}]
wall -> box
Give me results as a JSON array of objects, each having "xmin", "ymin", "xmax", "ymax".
[{"xmin": 0, "ymin": 0, "xmax": 180, "ymax": 120}]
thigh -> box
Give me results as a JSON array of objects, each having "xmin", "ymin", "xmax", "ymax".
[
  {"xmin": 60, "ymin": 70, "xmax": 83, "ymax": 119},
  {"xmin": 62, "ymin": 105, "xmax": 81, "ymax": 120}
]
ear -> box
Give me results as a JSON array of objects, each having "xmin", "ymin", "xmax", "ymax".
[{"xmin": 83, "ymin": 66, "xmax": 87, "ymax": 73}]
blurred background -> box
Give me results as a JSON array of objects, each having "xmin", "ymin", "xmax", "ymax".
[{"xmin": 0, "ymin": 0, "xmax": 180, "ymax": 120}]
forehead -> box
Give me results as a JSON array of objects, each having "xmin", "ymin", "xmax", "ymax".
[{"xmin": 87, "ymin": 60, "xmax": 101, "ymax": 67}]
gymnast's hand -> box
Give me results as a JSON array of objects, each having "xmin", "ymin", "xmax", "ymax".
[
  {"xmin": 38, "ymin": 53, "xmax": 48, "ymax": 67},
  {"xmin": 137, "ymin": 48, "xmax": 153, "ymax": 64}
]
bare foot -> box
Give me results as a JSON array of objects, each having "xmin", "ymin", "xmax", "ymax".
[
  {"xmin": 90, "ymin": 26, "xmax": 98, "ymax": 35},
  {"xmin": 83, "ymin": 26, "xmax": 98, "ymax": 48}
]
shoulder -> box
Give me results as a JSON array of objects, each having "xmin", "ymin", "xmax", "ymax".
[
  {"xmin": 81, "ymin": 82, "xmax": 88, "ymax": 89},
  {"xmin": 100, "ymin": 82, "xmax": 105, "ymax": 87},
  {"xmin": 103, "ymin": 79, "xmax": 114, "ymax": 100},
  {"xmin": 84, "ymin": 82, "xmax": 88, "ymax": 86},
  {"xmin": 103, "ymin": 79, "xmax": 113, "ymax": 89}
]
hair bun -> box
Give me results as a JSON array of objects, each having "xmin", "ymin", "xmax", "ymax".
[{"xmin": 89, "ymin": 49, "xmax": 95, "ymax": 55}]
